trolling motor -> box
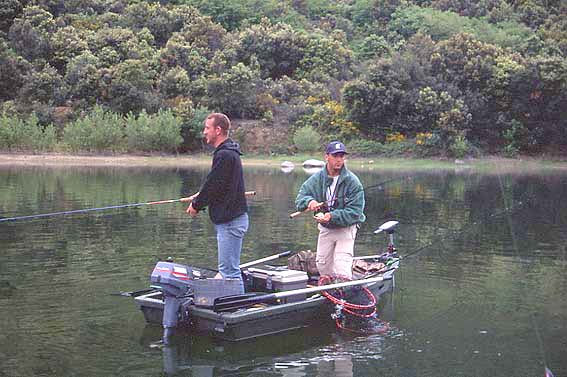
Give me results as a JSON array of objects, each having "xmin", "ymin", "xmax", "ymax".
[
  {"xmin": 374, "ymin": 220, "xmax": 399, "ymax": 260},
  {"xmin": 150, "ymin": 260, "xmax": 195, "ymax": 343}
]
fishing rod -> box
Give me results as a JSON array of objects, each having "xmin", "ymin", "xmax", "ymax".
[
  {"xmin": 0, "ymin": 191, "xmax": 257, "ymax": 223},
  {"xmin": 289, "ymin": 175, "xmax": 412, "ymax": 218}
]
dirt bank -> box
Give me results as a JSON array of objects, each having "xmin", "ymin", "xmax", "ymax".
[{"xmin": 0, "ymin": 153, "xmax": 281, "ymax": 168}]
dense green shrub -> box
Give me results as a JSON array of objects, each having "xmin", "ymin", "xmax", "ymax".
[
  {"xmin": 347, "ymin": 138, "xmax": 385, "ymax": 156},
  {"xmin": 0, "ymin": 113, "xmax": 56, "ymax": 151},
  {"xmin": 62, "ymin": 106, "xmax": 125, "ymax": 152},
  {"xmin": 293, "ymin": 125, "xmax": 321, "ymax": 153},
  {"xmin": 390, "ymin": 6, "xmax": 537, "ymax": 51},
  {"xmin": 125, "ymin": 110, "xmax": 183, "ymax": 152}
]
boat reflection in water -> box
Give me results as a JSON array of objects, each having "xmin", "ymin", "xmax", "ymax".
[
  {"xmin": 139, "ymin": 289, "xmax": 397, "ymax": 377},
  {"xmin": 142, "ymin": 325, "xmax": 384, "ymax": 377}
]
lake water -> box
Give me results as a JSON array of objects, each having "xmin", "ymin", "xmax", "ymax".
[{"xmin": 0, "ymin": 162, "xmax": 565, "ymax": 376}]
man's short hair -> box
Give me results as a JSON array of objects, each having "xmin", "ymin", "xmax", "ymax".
[{"xmin": 207, "ymin": 113, "xmax": 231, "ymax": 134}]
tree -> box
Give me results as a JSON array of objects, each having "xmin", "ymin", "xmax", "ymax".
[
  {"xmin": 0, "ymin": 0, "xmax": 23, "ymax": 33},
  {"xmin": 204, "ymin": 62, "xmax": 262, "ymax": 118},
  {"xmin": 65, "ymin": 51, "xmax": 101, "ymax": 107},
  {"xmin": 157, "ymin": 66, "xmax": 191, "ymax": 99},
  {"xmin": 105, "ymin": 59, "xmax": 160, "ymax": 115},
  {"xmin": 232, "ymin": 18, "xmax": 308, "ymax": 79},
  {"xmin": 431, "ymin": 33, "xmax": 502, "ymax": 92},
  {"xmin": 8, "ymin": 5, "xmax": 55, "ymax": 62},
  {"xmin": 0, "ymin": 37, "xmax": 31, "ymax": 101},
  {"xmin": 50, "ymin": 25, "xmax": 88, "ymax": 72},
  {"xmin": 19, "ymin": 63, "xmax": 67, "ymax": 105}
]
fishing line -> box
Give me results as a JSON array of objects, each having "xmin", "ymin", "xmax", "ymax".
[
  {"xmin": 494, "ymin": 167, "xmax": 555, "ymax": 376},
  {"xmin": 401, "ymin": 195, "xmax": 534, "ymax": 261},
  {"xmin": 0, "ymin": 191, "xmax": 256, "ymax": 223}
]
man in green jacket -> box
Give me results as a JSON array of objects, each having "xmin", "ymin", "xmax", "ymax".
[{"xmin": 295, "ymin": 141, "xmax": 366, "ymax": 279}]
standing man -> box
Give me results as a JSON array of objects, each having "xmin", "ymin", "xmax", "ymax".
[
  {"xmin": 295, "ymin": 141, "xmax": 365, "ymax": 279},
  {"xmin": 186, "ymin": 113, "xmax": 248, "ymax": 293}
]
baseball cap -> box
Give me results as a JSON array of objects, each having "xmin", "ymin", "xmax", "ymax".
[{"xmin": 325, "ymin": 141, "xmax": 348, "ymax": 155}]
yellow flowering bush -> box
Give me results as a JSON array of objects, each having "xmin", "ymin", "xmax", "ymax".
[
  {"xmin": 386, "ymin": 132, "xmax": 406, "ymax": 143},
  {"xmin": 415, "ymin": 132, "xmax": 433, "ymax": 145}
]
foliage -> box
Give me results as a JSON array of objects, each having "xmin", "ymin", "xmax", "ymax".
[
  {"xmin": 390, "ymin": 6, "xmax": 537, "ymax": 51},
  {"xmin": 501, "ymin": 119, "xmax": 527, "ymax": 157},
  {"xmin": 124, "ymin": 110, "xmax": 183, "ymax": 152},
  {"xmin": 0, "ymin": 0, "xmax": 23, "ymax": 33},
  {"xmin": 8, "ymin": 6, "xmax": 56, "ymax": 62},
  {"xmin": 357, "ymin": 34, "xmax": 391, "ymax": 60},
  {"xmin": 295, "ymin": 99, "xmax": 358, "ymax": 141},
  {"xmin": 64, "ymin": 51, "xmax": 100, "ymax": 107},
  {"xmin": 0, "ymin": 0, "xmax": 565, "ymax": 156},
  {"xmin": 18, "ymin": 63, "xmax": 67, "ymax": 106},
  {"xmin": 293, "ymin": 125, "xmax": 321, "ymax": 153},
  {"xmin": 448, "ymin": 132, "xmax": 469, "ymax": 158},
  {"xmin": 347, "ymin": 138, "xmax": 385, "ymax": 156},
  {"xmin": 62, "ymin": 106, "xmax": 125, "ymax": 152},
  {"xmin": 176, "ymin": 104, "xmax": 210, "ymax": 151},
  {"xmin": 0, "ymin": 113, "xmax": 56, "ymax": 151},
  {"xmin": 0, "ymin": 37, "xmax": 31, "ymax": 102},
  {"xmin": 104, "ymin": 59, "xmax": 160, "ymax": 115},
  {"xmin": 204, "ymin": 62, "xmax": 262, "ymax": 118},
  {"xmin": 296, "ymin": 30, "xmax": 353, "ymax": 82},
  {"xmin": 231, "ymin": 19, "xmax": 309, "ymax": 80},
  {"xmin": 158, "ymin": 67, "xmax": 191, "ymax": 99}
]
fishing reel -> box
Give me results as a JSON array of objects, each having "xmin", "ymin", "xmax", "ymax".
[{"xmin": 313, "ymin": 202, "xmax": 330, "ymax": 216}]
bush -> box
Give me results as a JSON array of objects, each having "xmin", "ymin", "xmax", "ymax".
[
  {"xmin": 62, "ymin": 106, "xmax": 125, "ymax": 152},
  {"xmin": 293, "ymin": 125, "xmax": 320, "ymax": 153},
  {"xmin": 347, "ymin": 138, "xmax": 385, "ymax": 156},
  {"xmin": 183, "ymin": 106, "xmax": 209, "ymax": 150},
  {"xmin": 0, "ymin": 113, "xmax": 56, "ymax": 151},
  {"xmin": 125, "ymin": 109, "xmax": 183, "ymax": 152},
  {"xmin": 448, "ymin": 133, "xmax": 469, "ymax": 158}
]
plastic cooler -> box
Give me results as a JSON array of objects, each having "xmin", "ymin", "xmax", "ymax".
[{"xmin": 245, "ymin": 266, "xmax": 308, "ymax": 303}]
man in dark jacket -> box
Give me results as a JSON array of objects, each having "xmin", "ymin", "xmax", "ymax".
[
  {"xmin": 295, "ymin": 141, "xmax": 365, "ymax": 279},
  {"xmin": 186, "ymin": 113, "xmax": 248, "ymax": 293}
]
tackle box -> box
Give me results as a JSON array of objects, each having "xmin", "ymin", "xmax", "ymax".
[{"xmin": 244, "ymin": 266, "xmax": 308, "ymax": 303}]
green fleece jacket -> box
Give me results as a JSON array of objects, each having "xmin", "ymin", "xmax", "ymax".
[{"xmin": 295, "ymin": 164, "xmax": 365, "ymax": 228}]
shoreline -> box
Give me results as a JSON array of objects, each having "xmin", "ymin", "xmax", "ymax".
[
  {"xmin": 1, "ymin": 152, "xmax": 567, "ymax": 171},
  {"xmin": 0, "ymin": 153, "xmax": 275, "ymax": 168}
]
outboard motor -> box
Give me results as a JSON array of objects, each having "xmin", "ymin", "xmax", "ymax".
[{"xmin": 150, "ymin": 261, "xmax": 194, "ymax": 343}]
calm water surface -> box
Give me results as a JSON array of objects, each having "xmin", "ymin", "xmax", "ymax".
[{"xmin": 0, "ymin": 162, "xmax": 566, "ymax": 377}]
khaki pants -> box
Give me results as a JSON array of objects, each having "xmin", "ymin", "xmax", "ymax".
[{"xmin": 316, "ymin": 224, "xmax": 358, "ymax": 279}]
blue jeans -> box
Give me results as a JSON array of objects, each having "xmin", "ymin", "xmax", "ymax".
[{"xmin": 214, "ymin": 212, "xmax": 249, "ymax": 293}]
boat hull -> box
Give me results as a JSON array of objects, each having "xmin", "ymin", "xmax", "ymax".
[{"xmin": 135, "ymin": 272, "xmax": 395, "ymax": 341}]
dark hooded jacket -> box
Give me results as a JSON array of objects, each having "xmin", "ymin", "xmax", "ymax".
[{"xmin": 191, "ymin": 138, "xmax": 247, "ymax": 224}]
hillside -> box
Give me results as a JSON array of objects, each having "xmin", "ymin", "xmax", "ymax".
[{"xmin": 1, "ymin": 0, "xmax": 566, "ymax": 157}]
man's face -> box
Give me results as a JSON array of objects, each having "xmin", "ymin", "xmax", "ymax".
[
  {"xmin": 325, "ymin": 152, "xmax": 346, "ymax": 175},
  {"xmin": 203, "ymin": 118, "xmax": 220, "ymax": 146}
]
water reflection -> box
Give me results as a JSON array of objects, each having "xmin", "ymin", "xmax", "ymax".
[
  {"xmin": 148, "ymin": 327, "xmax": 366, "ymax": 377},
  {"xmin": 1, "ymin": 165, "xmax": 566, "ymax": 376}
]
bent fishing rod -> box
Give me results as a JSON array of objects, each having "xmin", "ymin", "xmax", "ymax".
[
  {"xmin": 289, "ymin": 175, "xmax": 412, "ymax": 218},
  {"xmin": 0, "ymin": 191, "xmax": 257, "ymax": 223}
]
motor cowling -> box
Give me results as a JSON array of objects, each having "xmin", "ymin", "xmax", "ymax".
[{"xmin": 150, "ymin": 261, "xmax": 194, "ymax": 343}]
